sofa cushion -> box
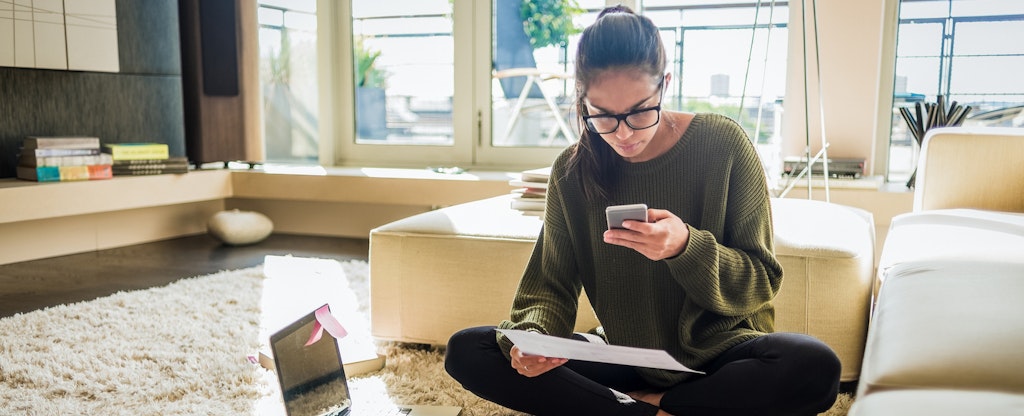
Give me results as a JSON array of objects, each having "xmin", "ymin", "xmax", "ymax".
[
  {"xmin": 878, "ymin": 209, "xmax": 1024, "ymax": 282},
  {"xmin": 859, "ymin": 261, "xmax": 1024, "ymax": 396},
  {"xmin": 914, "ymin": 126, "xmax": 1024, "ymax": 212},
  {"xmin": 848, "ymin": 389, "xmax": 1024, "ymax": 416}
]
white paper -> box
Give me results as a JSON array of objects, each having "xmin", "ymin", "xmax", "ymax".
[{"xmin": 497, "ymin": 329, "xmax": 705, "ymax": 374}]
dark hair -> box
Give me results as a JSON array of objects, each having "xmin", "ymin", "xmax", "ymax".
[{"xmin": 566, "ymin": 5, "xmax": 667, "ymax": 202}]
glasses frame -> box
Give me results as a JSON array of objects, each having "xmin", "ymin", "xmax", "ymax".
[
  {"xmin": 582, "ymin": 105, "xmax": 663, "ymax": 134},
  {"xmin": 582, "ymin": 76, "xmax": 667, "ymax": 135}
]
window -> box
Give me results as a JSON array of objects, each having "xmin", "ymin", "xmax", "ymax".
[
  {"xmin": 351, "ymin": 1, "xmax": 454, "ymax": 146},
  {"xmin": 887, "ymin": 0, "xmax": 1024, "ymax": 182},
  {"xmin": 258, "ymin": 1, "xmax": 790, "ymax": 172},
  {"xmin": 257, "ymin": 0, "xmax": 320, "ymax": 163},
  {"xmin": 645, "ymin": 1, "xmax": 788, "ymax": 186}
]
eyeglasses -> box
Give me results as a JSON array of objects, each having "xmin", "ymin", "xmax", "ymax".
[
  {"xmin": 582, "ymin": 77, "xmax": 666, "ymax": 134},
  {"xmin": 582, "ymin": 105, "xmax": 662, "ymax": 134}
]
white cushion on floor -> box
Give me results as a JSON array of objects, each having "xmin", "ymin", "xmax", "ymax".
[{"xmin": 208, "ymin": 209, "xmax": 274, "ymax": 245}]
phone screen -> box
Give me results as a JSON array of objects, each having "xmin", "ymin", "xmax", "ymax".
[{"xmin": 606, "ymin": 204, "xmax": 648, "ymax": 229}]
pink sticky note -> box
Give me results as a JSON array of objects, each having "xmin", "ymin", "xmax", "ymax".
[{"xmin": 304, "ymin": 304, "xmax": 349, "ymax": 346}]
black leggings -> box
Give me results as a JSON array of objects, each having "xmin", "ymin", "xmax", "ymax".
[{"xmin": 445, "ymin": 326, "xmax": 840, "ymax": 416}]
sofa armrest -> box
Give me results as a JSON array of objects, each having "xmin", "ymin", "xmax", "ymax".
[{"xmin": 915, "ymin": 126, "xmax": 1024, "ymax": 212}]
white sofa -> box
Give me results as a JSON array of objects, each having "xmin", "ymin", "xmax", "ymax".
[
  {"xmin": 849, "ymin": 127, "xmax": 1024, "ymax": 415},
  {"xmin": 369, "ymin": 194, "xmax": 875, "ymax": 381}
]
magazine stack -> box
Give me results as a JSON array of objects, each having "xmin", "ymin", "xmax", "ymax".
[{"xmin": 508, "ymin": 166, "xmax": 550, "ymax": 216}]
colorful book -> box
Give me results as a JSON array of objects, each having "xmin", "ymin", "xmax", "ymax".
[
  {"xmin": 17, "ymin": 166, "xmax": 62, "ymax": 182},
  {"xmin": 17, "ymin": 164, "xmax": 112, "ymax": 182},
  {"xmin": 103, "ymin": 143, "xmax": 170, "ymax": 160},
  {"xmin": 23, "ymin": 136, "xmax": 101, "ymax": 150},
  {"xmin": 87, "ymin": 164, "xmax": 113, "ymax": 180},
  {"xmin": 59, "ymin": 165, "xmax": 91, "ymax": 181}
]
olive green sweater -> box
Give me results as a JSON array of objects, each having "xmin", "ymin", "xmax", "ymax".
[{"xmin": 497, "ymin": 113, "xmax": 783, "ymax": 387}]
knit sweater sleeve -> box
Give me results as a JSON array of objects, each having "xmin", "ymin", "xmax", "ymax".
[
  {"xmin": 663, "ymin": 117, "xmax": 783, "ymax": 318},
  {"xmin": 496, "ymin": 162, "xmax": 583, "ymax": 357}
]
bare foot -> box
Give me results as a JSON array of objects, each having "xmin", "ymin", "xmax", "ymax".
[{"xmin": 626, "ymin": 389, "xmax": 665, "ymax": 407}]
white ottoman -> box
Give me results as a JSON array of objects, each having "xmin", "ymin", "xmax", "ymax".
[
  {"xmin": 369, "ymin": 195, "xmax": 599, "ymax": 346},
  {"xmin": 370, "ymin": 195, "xmax": 875, "ymax": 382},
  {"xmin": 771, "ymin": 198, "xmax": 875, "ymax": 382}
]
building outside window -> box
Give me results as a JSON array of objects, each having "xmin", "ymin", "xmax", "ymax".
[{"xmin": 888, "ymin": 0, "xmax": 1024, "ymax": 183}]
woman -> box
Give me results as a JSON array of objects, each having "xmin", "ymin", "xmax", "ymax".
[{"xmin": 445, "ymin": 5, "xmax": 840, "ymax": 416}]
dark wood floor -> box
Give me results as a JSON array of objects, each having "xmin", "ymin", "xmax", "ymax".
[{"xmin": 0, "ymin": 233, "xmax": 369, "ymax": 318}]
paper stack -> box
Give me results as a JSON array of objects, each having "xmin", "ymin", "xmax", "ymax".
[{"xmin": 509, "ymin": 166, "xmax": 550, "ymax": 216}]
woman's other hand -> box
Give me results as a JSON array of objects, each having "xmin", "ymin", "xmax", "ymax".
[{"xmin": 510, "ymin": 345, "xmax": 568, "ymax": 377}]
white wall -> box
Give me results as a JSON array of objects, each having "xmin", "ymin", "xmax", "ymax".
[{"xmin": 782, "ymin": 0, "xmax": 895, "ymax": 177}]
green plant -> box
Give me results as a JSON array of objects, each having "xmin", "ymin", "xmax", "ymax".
[
  {"xmin": 520, "ymin": 0, "xmax": 583, "ymax": 49},
  {"xmin": 354, "ymin": 36, "xmax": 386, "ymax": 88}
]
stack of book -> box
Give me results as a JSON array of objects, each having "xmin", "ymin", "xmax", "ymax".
[
  {"xmin": 508, "ymin": 166, "xmax": 550, "ymax": 216},
  {"xmin": 103, "ymin": 143, "xmax": 189, "ymax": 176},
  {"xmin": 16, "ymin": 136, "xmax": 113, "ymax": 182}
]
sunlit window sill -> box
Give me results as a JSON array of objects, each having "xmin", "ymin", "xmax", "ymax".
[{"xmin": 0, "ymin": 165, "xmax": 522, "ymax": 225}]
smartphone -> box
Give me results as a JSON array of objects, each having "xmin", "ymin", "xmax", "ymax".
[{"xmin": 606, "ymin": 204, "xmax": 648, "ymax": 229}]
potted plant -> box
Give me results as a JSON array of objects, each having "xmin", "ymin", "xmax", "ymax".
[
  {"xmin": 519, "ymin": 0, "xmax": 583, "ymax": 49},
  {"xmin": 354, "ymin": 36, "xmax": 388, "ymax": 140}
]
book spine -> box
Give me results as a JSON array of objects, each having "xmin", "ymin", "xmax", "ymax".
[
  {"xmin": 21, "ymin": 153, "xmax": 113, "ymax": 167},
  {"xmin": 111, "ymin": 167, "xmax": 189, "ymax": 175},
  {"xmin": 16, "ymin": 165, "xmax": 112, "ymax": 181},
  {"xmin": 23, "ymin": 137, "xmax": 101, "ymax": 149},
  {"xmin": 21, "ymin": 148, "xmax": 101, "ymax": 157},
  {"xmin": 58, "ymin": 165, "xmax": 92, "ymax": 181},
  {"xmin": 104, "ymin": 144, "xmax": 170, "ymax": 160},
  {"xmin": 111, "ymin": 156, "xmax": 189, "ymax": 166},
  {"xmin": 112, "ymin": 163, "xmax": 189, "ymax": 171},
  {"xmin": 88, "ymin": 164, "xmax": 113, "ymax": 180},
  {"xmin": 16, "ymin": 166, "xmax": 61, "ymax": 182}
]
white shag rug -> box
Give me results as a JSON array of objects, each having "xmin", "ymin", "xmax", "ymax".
[{"xmin": 0, "ymin": 257, "xmax": 852, "ymax": 416}]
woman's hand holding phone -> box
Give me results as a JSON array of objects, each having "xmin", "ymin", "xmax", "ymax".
[{"xmin": 604, "ymin": 206, "xmax": 690, "ymax": 260}]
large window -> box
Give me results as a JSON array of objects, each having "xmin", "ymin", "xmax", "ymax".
[
  {"xmin": 888, "ymin": 0, "xmax": 1024, "ymax": 182},
  {"xmin": 258, "ymin": 1, "xmax": 790, "ymax": 171}
]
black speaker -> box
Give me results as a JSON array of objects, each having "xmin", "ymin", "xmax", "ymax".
[
  {"xmin": 179, "ymin": 0, "xmax": 258, "ymax": 164},
  {"xmin": 198, "ymin": 0, "xmax": 239, "ymax": 96}
]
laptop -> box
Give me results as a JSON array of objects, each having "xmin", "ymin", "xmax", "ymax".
[{"xmin": 270, "ymin": 304, "xmax": 462, "ymax": 416}]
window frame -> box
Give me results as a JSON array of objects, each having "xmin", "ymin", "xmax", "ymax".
[
  {"xmin": 319, "ymin": 0, "xmax": 568, "ymax": 171},
  {"xmin": 879, "ymin": 0, "xmax": 1024, "ymax": 182},
  {"xmin": 309, "ymin": 1, "xmax": 795, "ymax": 172}
]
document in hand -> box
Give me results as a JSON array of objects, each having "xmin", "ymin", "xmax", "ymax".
[{"xmin": 497, "ymin": 329, "xmax": 705, "ymax": 374}]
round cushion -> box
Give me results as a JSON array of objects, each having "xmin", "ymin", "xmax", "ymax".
[{"xmin": 207, "ymin": 209, "xmax": 274, "ymax": 245}]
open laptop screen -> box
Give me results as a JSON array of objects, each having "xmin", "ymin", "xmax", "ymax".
[{"xmin": 271, "ymin": 305, "xmax": 352, "ymax": 416}]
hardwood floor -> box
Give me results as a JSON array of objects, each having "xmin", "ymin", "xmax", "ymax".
[{"xmin": 0, "ymin": 234, "xmax": 369, "ymax": 318}]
